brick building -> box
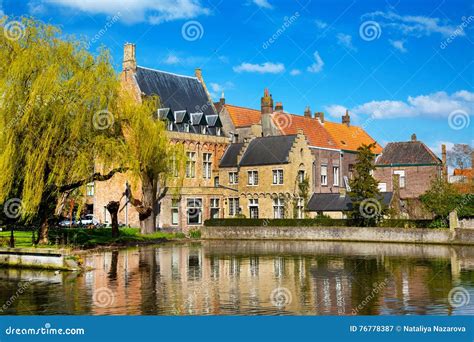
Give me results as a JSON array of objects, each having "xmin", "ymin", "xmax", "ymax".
[
  {"xmin": 218, "ymin": 132, "xmax": 313, "ymax": 219},
  {"xmin": 93, "ymin": 44, "xmax": 229, "ymax": 232},
  {"xmin": 374, "ymin": 134, "xmax": 443, "ymax": 198}
]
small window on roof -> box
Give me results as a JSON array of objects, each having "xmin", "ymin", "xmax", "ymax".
[{"xmin": 341, "ymin": 140, "xmax": 346, "ymax": 145}]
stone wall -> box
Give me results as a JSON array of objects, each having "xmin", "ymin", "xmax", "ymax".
[{"xmin": 202, "ymin": 226, "xmax": 474, "ymax": 245}]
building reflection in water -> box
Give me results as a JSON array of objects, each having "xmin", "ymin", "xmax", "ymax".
[{"xmin": 3, "ymin": 241, "xmax": 471, "ymax": 316}]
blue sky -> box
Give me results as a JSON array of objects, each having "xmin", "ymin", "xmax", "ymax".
[{"xmin": 2, "ymin": 0, "xmax": 473, "ymax": 155}]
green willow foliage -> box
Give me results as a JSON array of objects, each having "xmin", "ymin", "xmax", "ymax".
[{"xmin": 0, "ymin": 17, "xmax": 124, "ymax": 220}]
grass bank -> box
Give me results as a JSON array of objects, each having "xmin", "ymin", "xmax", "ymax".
[{"xmin": 0, "ymin": 228, "xmax": 186, "ymax": 249}]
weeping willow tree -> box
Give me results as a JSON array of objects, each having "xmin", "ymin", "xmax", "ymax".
[
  {"xmin": 120, "ymin": 92, "xmax": 185, "ymax": 234},
  {"xmin": 0, "ymin": 17, "xmax": 126, "ymax": 243}
]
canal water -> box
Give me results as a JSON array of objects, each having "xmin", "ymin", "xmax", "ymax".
[{"xmin": 1, "ymin": 241, "xmax": 473, "ymax": 315}]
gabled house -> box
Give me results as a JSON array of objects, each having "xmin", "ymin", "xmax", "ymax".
[
  {"xmin": 218, "ymin": 132, "xmax": 313, "ymax": 219},
  {"xmin": 374, "ymin": 134, "xmax": 443, "ymax": 198},
  {"xmin": 93, "ymin": 44, "xmax": 229, "ymax": 232}
]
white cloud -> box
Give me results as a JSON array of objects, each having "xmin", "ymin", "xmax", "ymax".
[
  {"xmin": 362, "ymin": 11, "xmax": 461, "ymax": 38},
  {"xmin": 209, "ymin": 81, "xmax": 234, "ymax": 99},
  {"xmin": 325, "ymin": 104, "xmax": 348, "ymax": 118},
  {"xmin": 44, "ymin": 0, "xmax": 209, "ymax": 24},
  {"xmin": 307, "ymin": 51, "xmax": 324, "ymax": 73},
  {"xmin": 290, "ymin": 69, "xmax": 301, "ymax": 76},
  {"xmin": 252, "ymin": 0, "xmax": 272, "ymax": 9},
  {"xmin": 314, "ymin": 19, "xmax": 327, "ymax": 29},
  {"xmin": 389, "ymin": 39, "xmax": 407, "ymax": 53},
  {"xmin": 337, "ymin": 33, "xmax": 356, "ymax": 51},
  {"xmin": 327, "ymin": 90, "xmax": 474, "ymax": 119},
  {"xmin": 163, "ymin": 53, "xmax": 180, "ymax": 65},
  {"xmin": 233, "ymin": 62, "xmax": 285, "ymax": 74}
]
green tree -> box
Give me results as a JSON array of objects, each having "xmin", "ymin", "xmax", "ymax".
[
  {"xmin": 0, "ymin": 17, "xmax": 126, "ymax": 243},
  {"xmin": 120, "ymin": 93, "xmax": 184, "ymax": 234},
  {"xmin": 420, "ymin": 178, "xmax": 461, "ymax": 224},
  {"xmin": 349, "ymin": 143, "xmax": 384, "ymax": 226}
]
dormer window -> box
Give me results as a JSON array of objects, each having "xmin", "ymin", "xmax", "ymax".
[{"xmin": 183, "ymin": 123, "xmax": 190, "ymax": 132}]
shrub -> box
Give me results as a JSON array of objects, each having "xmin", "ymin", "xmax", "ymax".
[{"xmin": 188, "ymin": 229, "xmax": 201, "ymax": 239}]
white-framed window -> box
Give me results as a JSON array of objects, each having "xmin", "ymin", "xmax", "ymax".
[
  {"xmin": 187, "ymin": 198, "xmax": 202, "ymax": 225},
  {"xmin": 171, "ymin": 199, "xmax": 179, "ymax": 225},
  {"xmin": 321, "ymin": 165, "xmax": 328, "ymax": 186},
  {"xmin": 86, "ymin": 182, "xmax": 94, "ymax": 196},
  {"xmin": 378, "ymin": 183, "xmax": 387, "ymax": 192},
  {"xmin": 296, "ymin": 197, "xmax": 304, "ymax": 219},
  {"xmin": 298, "ymin": 170, "xmax": 305, "ymax": 184},
  {"xmin": 249, "ymin": 199, "xmax": 259, "ymax": 219},
  {"xmin": 186, "ymin": 152, "xmax": 196, "ymax": 178},
  {"xmin": 272, "ymin": 169, "xmax": 284, "ymax": 185},
  {"xmin": 333, "ymin": 166, "xmax": 340, "ymax": 186},
  {"xmin": 394, "ymin": 170, "xmax": 406, "ymax": 188},
  {"xmin": 348, "ymin": 164, "xmax": 354, "ymax": 180},
  {"xmin": 203, "ymin": 153, "xmax": 212, "ymax": 179},
  {"xmin": 229, "ymin": 171, "xmax": 238, "ymax": 185},
  {"xmin": 214, "ymin": 176, "xmax": 219, "ymax": 187},
  {"xmin": 273, "ymin": 197, "xmax": 285, "ymax": 219},
  {"xmin": 171, "ymin": 154, "xmax": 178, "ymax": 177},
  {"xmin": 210, "ymin": 198, "xmax": 220, "ymax": 219},
  {"xmin": 248, "ymin": 170, "xmax": 258, "ymax": 186},
  {"xmin": 228, "ymin": 198, "xmax": 240, "ymax": 217}
]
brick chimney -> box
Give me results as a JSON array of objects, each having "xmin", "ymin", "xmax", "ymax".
[
  {"xmin": 219, "ymin": 91, "xmax": 225, "ymax": 106},
  {"xmin": 442, "ymin": 144, "xmax": 447, "ymax": 181},
  {"xmin": 275, "ymin": 102, "xmax": 283, "ymax": 112},
  {"xmin": 261, "ymin": 88, "xmax": 273, "ymax": 114},
  {"xmin": 304, "ymin": 106, "xmax": 312, "ymax": 118},
  {"xmin": 315, "ymin": 112, "xmax": 325, "ymax": 123},
  {"xmin": 411, "ymin": 133, "xmax": 417, "ymax": 141},
  {"xmin": 195, "ymin": 68, "xmax": 202, "ymax": 81},
  {"xmin": 261, "ymin": 89, "xmax": 274, "ymax": 136},
  {"xmin": 123, "ymin": 43, "xmax": 136, "ymax": 72},
  {"xmin": 342, "ymin": 109, "xmax": 350, "ymax": 127}
]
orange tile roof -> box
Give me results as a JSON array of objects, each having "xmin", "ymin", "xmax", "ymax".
[
  {"xmin": 224, "ymin": 104, "xmax": 261, "ymax": 128},
  {"xmin": 323, "ymin": 121, "xmax": 383, "ymax": 154},
  {"xmin": 271, "ymin": 112, "xmax": 338, "ymax": 149},
  {"xmin": 453, "ymin": 168, "xmax": 473, "ymax": 178}
]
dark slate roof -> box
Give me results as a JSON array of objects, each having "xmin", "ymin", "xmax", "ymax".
[
  {"xmin": 219, "ymin": 143, "xmax": 244, "ymax": 168},
  {"xmin": 376, "ymin": 141, "xmax": 441, "ymax": 166},
  {"xmin": 307, "ymin": 192, "xmax": 393, "ymax": 212},
  {"xmin": 134, "ymin": 66, "xmax": 215, "ymax": 117},
  {"xmin": 239, "ymin": 135, "xmax": 297, "ymax": 166}
]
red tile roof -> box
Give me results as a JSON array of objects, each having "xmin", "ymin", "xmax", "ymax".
[
  {"xmin": 271, "ymin": 112, "xmax": 338, "ymax": 149},
  {"xmin": 453, "ymin": 168, "xmax": 473, "ymax": 178},
  {"xmin": 224, "ymin": 104, "xmax": 261, "ymax": 128}
]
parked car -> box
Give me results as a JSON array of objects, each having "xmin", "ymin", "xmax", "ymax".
[
  {"xmin": 58, "ymin": 218, "xmax": 78, "ymax": 227},
  {"xmin": 78, "ymin": 214, "xmax": 100, "ymax": 227}
]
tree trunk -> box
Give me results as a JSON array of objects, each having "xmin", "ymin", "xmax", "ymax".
[
  {"xmin": 140, "ymin": 176, "xmax": 156, "ymax": 235},
  {"xmin": 38, "ymin": 216, "xmax": 49, "ymax": 244},
  {"xmin": 106, "ymin": 201, "xmax": 120, "ymax": 238}
]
